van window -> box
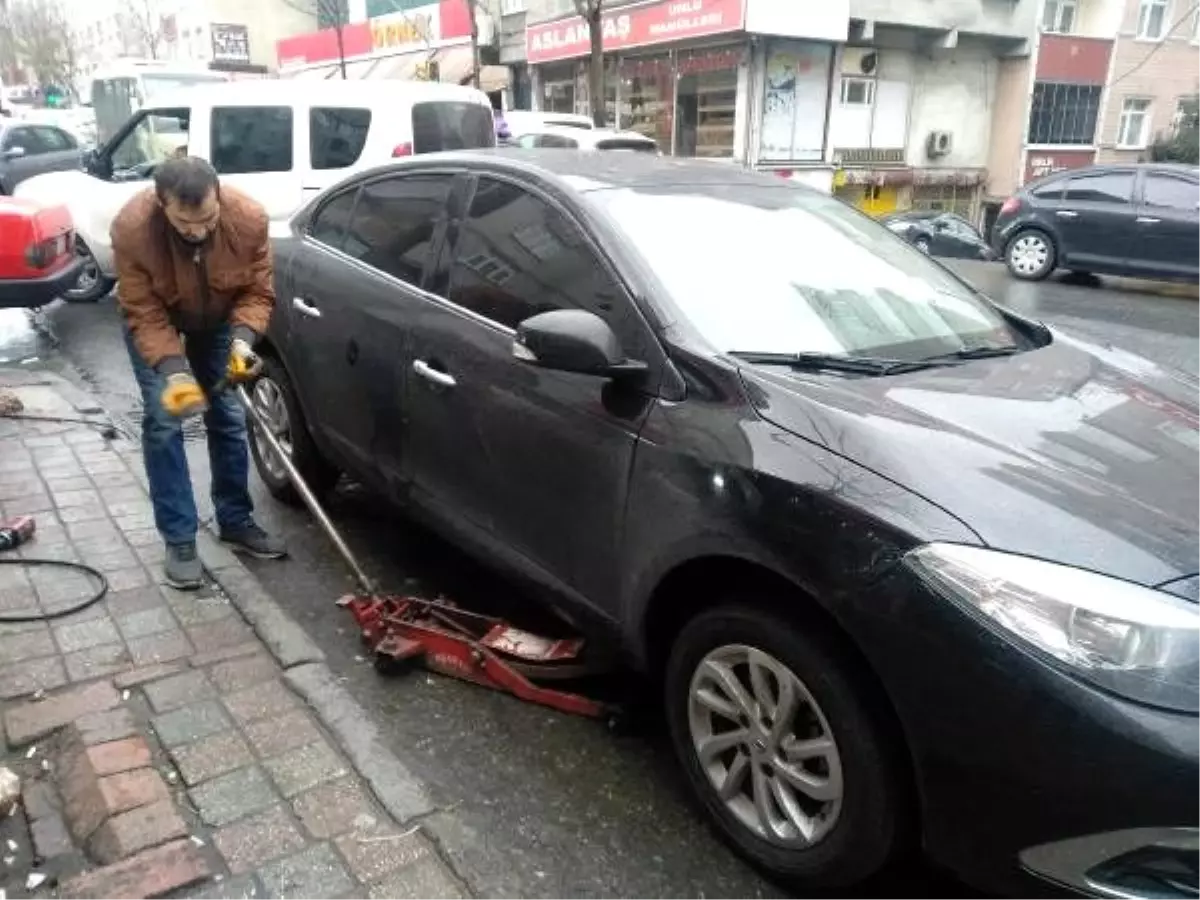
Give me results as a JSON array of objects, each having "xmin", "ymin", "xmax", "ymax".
[
  {"xmin": 411, "ymin": 102, "xmax": 495, "ymax": 154},
  {"xmin": 212, "ymin": 106, "xmax": 293, "ymax": 174},
  {"xmin": 311, "ymin": 107, "xmax": 371, "ymax": 170}
]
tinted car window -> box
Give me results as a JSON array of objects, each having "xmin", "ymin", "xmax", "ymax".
[
  {"xmin": 1031, "ymin": 179, "xmax": 1065, "ymax": 200},
  {"xmin": 1062, "ymin": 171, "xmax": 1133, "ymax": 204},
  {"xmin": 33, "ymin": 126, "xmax": 75, "ymax": 150},
  {"xmin": 2, "ymin": 127, "xmax": 42, "ymax": 154},
  {"xmin": 308, "ymin": 188, "xmax": 359, "ymax": 250},
  {"xmin": 310, "ymin": 107, "xmax": 371, "ymax": 170},
  {"xmin": 535, "ymin": 134, "xmax": 578, "ymax": 148},
  {"xmin": 212, "ymin": 106, "xmax": 293, "ymax": 174},
  {"xmin": 447, "ymin": 177, "xmax": 627, "ymax": 333},
  {"xmin": 343, "ymin": 174, "xmax": 453, "ymax": 288},
  {"xmin": 411, "ymin": 102, "xmax": 495, "ymax": 154},
  {"xmin": 595, "ymin": 139, "xmax": 656, "ymax": 152},
  {"xmin": 1143, "ymin": 173, "xmax": 1199, "ymax": 211}
]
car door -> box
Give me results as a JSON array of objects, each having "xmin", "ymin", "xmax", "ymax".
[
  {"xmin": 285, "ymin": 171, "xmax": 460, "ymax": 491},
  {"xmin": 1054, "ymin": 168, "xmax": 1138, "ymax": 271},
  {"xmin": 936, "ymin": 214, "xmax": 989, "ymax": 259},
  {"xmin": 0, "ymin": 125, "xmax": 47, "ymax": 191},
  {"xmin": 28, "ymin": 125, "xmax": 83, "ymax": 176},
  {"xmin": 204, "ymin": 104, "xmax": 304, "ymax": 221},
  {"xmin": 403, "ymin": 173, "xmax": 663, "ymax": 617},
  {"xmin": 1131, "ymin": 169, "xmax": 1200, "ymax": 279}
]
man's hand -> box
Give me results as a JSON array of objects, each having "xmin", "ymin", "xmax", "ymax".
[
  {"xmin": 161, "ymin": 372, "xmax": 207, "ymax": 418},
  {"xmin": 227, "ymin": 337, "xmax": 262, "ymax": 384}
]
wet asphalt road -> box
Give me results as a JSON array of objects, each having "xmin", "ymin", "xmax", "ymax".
[{"xmin": 2, "ymin": 260, "xmax": 1196, "ymax": 898}]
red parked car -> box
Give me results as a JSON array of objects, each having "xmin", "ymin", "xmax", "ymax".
[{"xmin": 0, "ymin": 196, "xmax": 82, "ymax": 308}]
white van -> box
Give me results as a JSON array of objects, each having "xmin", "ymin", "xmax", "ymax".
[{"xmin": 13, "ymin": 79, "xmax": 495, "ymax": 300}]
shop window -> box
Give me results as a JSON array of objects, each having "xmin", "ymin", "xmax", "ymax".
[
  {"xmin": 674, "ymin": 48, "xmax": 739, "ymax": 159},
  {"xmin": 760, "ymin": 41, "xmax": 834, "ymax": 163},
  {"xmin": 540, "ymin": 62, "xmax": 577, "ymax": 114},
  {"xmin": 620, "ymin": 55, "xmax": 673, "ymax": 151},
  {"xmin": 911, "ymin": 185, "xmax": 977, "ymax": 220},
  {"xmin": 1027, "ymin": 82, "xmax": 1101, "ymax": 145}
]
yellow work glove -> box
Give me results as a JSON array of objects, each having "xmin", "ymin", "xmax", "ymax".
[
  {"xmin": 227, "ymin": 338, "xmax": 262, "ymax": 384},
  {"xmin": 161, "ymin": 372, "xmax": 207, "ymax": 418}
]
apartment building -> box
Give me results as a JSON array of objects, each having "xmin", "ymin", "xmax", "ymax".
[{"xmin": 1097, "ymin": 0, "xmax": 1200, "ymax": 162}]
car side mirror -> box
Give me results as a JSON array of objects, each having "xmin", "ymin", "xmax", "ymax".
[
  {"xmin": 1, "ymin": 146, "xmax": 26, "ymax": 160},
  {"xmin": 513, "ymin": 310, "xmax": 647, "ymax": 379}
]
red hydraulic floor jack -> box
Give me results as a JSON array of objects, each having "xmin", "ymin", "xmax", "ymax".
[{"xmin": 235, "ymin": 385, "xmax": 614, "ymax": 720}]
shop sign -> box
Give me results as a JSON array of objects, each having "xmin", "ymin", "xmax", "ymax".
[
  {"xmin": 211, "ymin": 23, "xmax": 251, "ymax": 65},
  {"xmin": 370, "ymin": 7, "xmax": 438, "ymax": 51},
  {"xmin": 834, "ymin": 147, "xmax": 905, "ymax": 165},
  {"xmin": 526, "ymin": 0, "xmax": 745, "ymax": 64},
  {"xmin": 1023, "ymin": 149, "xmax": 1094, "ymax": 184}
]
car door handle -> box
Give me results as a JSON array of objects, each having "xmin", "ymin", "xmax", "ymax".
[
  {"xmin": 1055, "ymin": 210, "xmax": 1079, "ymax": 219},
  {"xmin": 1136, "ymin": 216, "xmax": 1161, "ymax": 224},
  {"xmin": 292, "ymin": 296, "xmax": 321, "ymax": 319},
  {"xmin": 413, "ymin": 359, "xmax": 456, "ymax": 389}
]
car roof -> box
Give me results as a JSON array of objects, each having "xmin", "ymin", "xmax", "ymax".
[
  {"xmin": 1027, "ymin": 161, "xmax": 1199, "ymax": 188},
  {"xmin": 350, "ymin": 148, "xmax": 808, "ymax": 193},
  {"xmin": 147, "ymin": 79, "xmax": 490, "ymax": 110}
]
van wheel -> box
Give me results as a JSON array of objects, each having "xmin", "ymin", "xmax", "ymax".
[
  {"xmin": 62, "ymin": 239, "xmax": 114, "ymax": 302},
  {"xmin": 1005, "ymin": 229, "xmax": 1056, "ymax": 281},
  {"xmin": 665, "ymin": 603, "xmax": 906, "ymax": 889},
  {"xmin": 247, "ymin": 355, "xmax": 338, "ymax": 505}
]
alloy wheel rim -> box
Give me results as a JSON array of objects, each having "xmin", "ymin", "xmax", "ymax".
[
  {"xmin": 66, "ymin": 245, "xmax": 99, "ymax": 297},
  {"xmin": 1010, "ymin": 235, "xmax": 1048, "ymax": 275},
  {"xmin": 688, "ymin": 644, "xmax": 843, "ymax": 848},
  {"xmin": 251, "ymin": 377, "xmax": 293, "ymax": 480}
]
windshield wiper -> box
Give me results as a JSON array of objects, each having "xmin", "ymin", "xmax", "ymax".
[
  {"xmin": 927, "ymin": 343, "xmax": 1021, "ymax": 362},
  {"xmin": 729, "ymin": 351, "xmax": 938, "ymax": 377}
]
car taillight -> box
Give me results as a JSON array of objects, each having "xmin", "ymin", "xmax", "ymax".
[
  {"xmin": 999, "ymin": 196, "xmax": 1021, "ymax": 216},
  {"xmin": 391, "ymin": 143, "xmax": 413, "ymax": 157},
  {"xmin": 24, "ymin": 235, "xmax": 65, "ymax": 270}
]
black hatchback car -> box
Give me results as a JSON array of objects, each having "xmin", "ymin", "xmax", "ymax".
[
  {"xmin": 880, "ymin": 209, "xmax": 995, "ymax": 260},
  {"xmin": 992, "ymin": 162, "xmax": 1199, "ymax": 282},
  {"xmin": 251, "ymin": 151, "xmax": 1198, "ymax": 898}
]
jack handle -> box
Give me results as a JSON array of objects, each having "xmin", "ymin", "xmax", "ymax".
[{"xmin": 231, "ymin": 384, "xmax": 378, "ymax": 595}]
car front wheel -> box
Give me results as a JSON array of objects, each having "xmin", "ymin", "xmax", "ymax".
[
  {"xmin": 1005, "ymin": 229, "xmax": 1056, "ymax": 281},
  {"xmin": 247, "ymin": 355, "xmax": 339, "ymax": 505},
  {"xmin": 665, "ymin": 603, "xmax": 906, "ymax": 889},
  {"xmin": 61, "ymin": 238, "xmax": 115, "ymax": 302}
]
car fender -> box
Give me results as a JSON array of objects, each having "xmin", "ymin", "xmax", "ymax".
[{"xmin": 14, "ymin": 170, "xmax": 121, "ymax": 276}]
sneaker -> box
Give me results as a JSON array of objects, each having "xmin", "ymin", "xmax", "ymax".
[
  {"xmin": 164, "ymin": 542, "xmax": 204, "ymax": 590},
  {"xmin": 220, "ymin": 522, "xmax": 288, "ymax": 560}
]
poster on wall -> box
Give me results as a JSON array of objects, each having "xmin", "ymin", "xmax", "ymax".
[
  {"xmin": 211, "ymin": 23, "xmax": 251, "ymax": 65},
  {"xmin": 760, "ymin": 41, "xmax": 832, "ymax": 163}
]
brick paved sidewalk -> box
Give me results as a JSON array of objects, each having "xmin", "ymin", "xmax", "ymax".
[{"xmin": 0, "ymin": 370, "xmax": 466, "ymax": 899}]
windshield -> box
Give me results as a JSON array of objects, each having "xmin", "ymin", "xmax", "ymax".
[{"xmin": 591, "ymin": 185, "xmax": 1019, "ymax": 359}]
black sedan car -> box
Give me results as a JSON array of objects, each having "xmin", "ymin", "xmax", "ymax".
[
  {"xmin": 992, "ymin": 162, "xmax": 1199, "ymax": 283},
  {"xmin": 880, "ymin": 209, "xmax": 996, "ymax": 260},
  {"xmin": 250, "ymin": 151, "xmax": 1198, "ymax": 898},
  {"xmin": 0, "ymin": 120, "xmax": 83, "ymax": 195}
]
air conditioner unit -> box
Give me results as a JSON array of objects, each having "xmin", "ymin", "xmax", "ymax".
[
  {"xmin": 927, "ymin": 130, "xmax": 953, "ymax": 158},
  {"xmin": 841, "ymin": 47, "xmax": 879, "ymax": 76}
]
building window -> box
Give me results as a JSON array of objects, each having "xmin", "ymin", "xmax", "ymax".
[
  {"xmin": 840, "ymin": 76, "xmax": 876, "ymax": 106},
  {"xmin": 1042, "ymin": 0, "xmax": 1077, "ymax": 33},
  {"xmin": 1174, "ymin": 95, "xmax": 1199, "ymax": 133},
  {"xmin": 619, "ymin": 54, "xmax": 672, "ymax": 146},
  {"xmin": 760, "ymin": 40, "xmax": 835, "ymax": 163},
  {"xmin": 500, "ymin": 0, "xmax": 525, "ymax": 12},
  {"xmin": 1027, "ymin": 82, "xmax": 1102, "ymax": 145},
  {"xmin": 1117, "ymin": 98, "xmax": 1153, "ymax": 147},
  {"xmin": 539, "ymin": 62, "xmax": 577, "ymax": 114},
  {"xmin": 1136, "ymin": 0, "xmax": 1170, "ymax": 39},
  {"xmin": 674, "ymin": 48, "xmax": 740, "ymax": 158}
]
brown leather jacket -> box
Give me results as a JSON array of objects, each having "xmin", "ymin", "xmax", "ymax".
[{"xmin": 111, "ymin": 184, "xmax": 275, "ymax": 371}]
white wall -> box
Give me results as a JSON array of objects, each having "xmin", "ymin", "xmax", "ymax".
[
  {"xmin": 1075, "ymin": 0, "xmax": 1125, "ymax": 37},
  {"xmin": 828, "ymin": 48, "xmax": 912, "ymax": 149},
  {"xmin": 905, "ymin": 41, "xmax": 997, "ymax": 167},
  {"xmin": 848, "ymin": 0, "xmax": 1038, "ymax": 40}
]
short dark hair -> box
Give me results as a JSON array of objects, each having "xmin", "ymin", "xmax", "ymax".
[{"xmin": 154, "ymin": 156, "xmax": 218, "ymax": 208}]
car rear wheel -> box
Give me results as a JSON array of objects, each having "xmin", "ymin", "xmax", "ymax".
[
  {"xmin": 1005, "ymin": 230, "xmax": 1056, "ymax": 281},
  {"xmin": 61, "ymin": 239, "xmax": 114, "ymax": 303},
  {"xmin": 247, "ymin": 355, "xmax": 338, "ymax": 505},
  {"xmin": 665, "ymin": 603, "xmax": 906, "ymax": 889}
]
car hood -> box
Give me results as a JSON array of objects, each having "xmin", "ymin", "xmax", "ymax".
[{"xmin": 740, "ymin": 333, "xmax": 1199, "ymax": 587}]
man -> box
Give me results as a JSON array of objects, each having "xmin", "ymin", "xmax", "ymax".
[{"xmin": 113, "ymin": 156, "xmax": 286, "ymax": 590}]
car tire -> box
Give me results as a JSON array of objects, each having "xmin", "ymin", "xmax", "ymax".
[
  {"xmin": 61, "ymin": 239, "xmax": 114, "ymax": 303},
  {"xmin": 914, "ymin": 236, "xmax": 931, "ymax": 254},
  {"xmin": 665, "ymin": 602, "xmax": 906, "ymax": 889},
  {"xmin": 1005, "ymin": 229, "xmax": 1056, "ymax": 281},
  {"xmin": 247, "ymin": 354, "xmax": 339, "ymax": 506}
]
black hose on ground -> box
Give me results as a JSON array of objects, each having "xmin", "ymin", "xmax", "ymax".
[{"xmin": 0, "ymin": 558, "xmax": 109, "ymax": 622}]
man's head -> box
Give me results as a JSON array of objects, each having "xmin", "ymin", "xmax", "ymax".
[{"xmin": 154, "ymin": 157, "xmax": 220, "ymax": 244}]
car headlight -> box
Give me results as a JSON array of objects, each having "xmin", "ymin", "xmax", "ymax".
[{"xmin": 906, "ymin": 544, "xmax": 1199, "ymax": 713}]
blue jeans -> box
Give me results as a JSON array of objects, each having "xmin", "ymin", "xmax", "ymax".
[{"xmin": 124, "ymin": 324, "xmax": 255, "ymax": 546}]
